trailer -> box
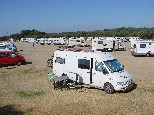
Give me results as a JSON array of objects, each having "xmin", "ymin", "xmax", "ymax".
[
  {"xmin": 52, "ymin": 49, "xmax": 134, "ymax": 94},
  {"xmin": 92, "ymin": 38, "xmax": 125, "ymax": 51},
  {"xmin": 131, "ymin": 40, "xmax": 154, "ymax": 56}
]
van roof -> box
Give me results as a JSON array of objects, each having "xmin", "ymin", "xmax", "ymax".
[{"xmin": 55, "ymin": 49, "xmax": 115, "ymax": 61}]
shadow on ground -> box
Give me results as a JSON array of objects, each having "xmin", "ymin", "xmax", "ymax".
[{"xmin": 0, "ymin": 105, "xmax": 24, "ymax": 115}]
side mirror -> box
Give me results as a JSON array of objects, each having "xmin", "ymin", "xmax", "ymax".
[{"xmin": 103, "ymin": 68, "xmax": 108, "ymax": 75}]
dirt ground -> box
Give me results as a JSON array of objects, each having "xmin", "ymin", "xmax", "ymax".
[{"xmin": 0, "ymin": 41, "xmax": 154, "ymax": 115}]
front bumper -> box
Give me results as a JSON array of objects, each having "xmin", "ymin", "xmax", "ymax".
[{"xmin": 114, "ymin": 81, "xmax": 134, "ymax": 91}]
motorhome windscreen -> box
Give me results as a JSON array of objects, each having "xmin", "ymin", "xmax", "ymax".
[{"xmin": 103, "ymin": 59, "xmax": 124, "ymax": 72}]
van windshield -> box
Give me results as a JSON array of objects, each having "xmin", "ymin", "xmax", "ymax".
[{"xmin": 104, "ymin": 59, "xmax": 124, "ymax": 72}]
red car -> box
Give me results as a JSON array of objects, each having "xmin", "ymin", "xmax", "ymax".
[{"xmin": 0, "ymin": 51, "xmax": 26, "ymax": 66}]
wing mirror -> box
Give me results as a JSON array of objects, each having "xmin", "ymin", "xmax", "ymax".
[{"xmin": 103, "ymin": 68, "xmax": 108, "ymax": 75}]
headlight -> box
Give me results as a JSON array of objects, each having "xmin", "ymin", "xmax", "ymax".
[{"xmin": 117, "ymin": 82, "xmax": 124, "ymax": 85}]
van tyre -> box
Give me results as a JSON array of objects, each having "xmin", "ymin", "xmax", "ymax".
[
  {"xmin": 146, "ymin": 53, "xmax": 150, "ymax": 57},
  {"xmin": 17, "ymin": 61, "xmax": 22, "ymax": 66},
  {"xmin": 104, "ymin": 83, "xmax": 115, "ymax": 94}
]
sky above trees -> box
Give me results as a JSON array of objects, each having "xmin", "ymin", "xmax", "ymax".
[{"xmin": 0, "ymin": 0, "xmax": 154, "ymax": 37}]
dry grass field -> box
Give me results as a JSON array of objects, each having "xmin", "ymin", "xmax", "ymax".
[{"xmin": 0, "ymin": 41, "xmax": 154, "ymax": 115}]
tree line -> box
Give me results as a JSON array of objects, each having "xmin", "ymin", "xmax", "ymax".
[{"xmin": 0, "ymin": 27, "xmax": 154, "ymax": 41}]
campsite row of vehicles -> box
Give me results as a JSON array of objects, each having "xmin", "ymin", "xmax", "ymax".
[
  {"xmin": 21, "ymin": 37, "xmax": 141, "ymax": 51},
  {"xmin": 21, "ymin": 37, "xmax": 88, "ymax": 47}
]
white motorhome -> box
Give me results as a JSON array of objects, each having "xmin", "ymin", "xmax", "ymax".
[
  {"xmin": 0, "ymin": 42, "xmax": 17, "ymax": 52},
  {"xmin": 52, "ymin": 49, "xmax": 134, "ymax": 94},
  {"xmin": 39, "ymin": 38, "xmax": 49, "ymax": 45},
  {"xmin": 131, "ymin": 40, "xmax": 154, "ymax": 56},
  {"xmin": 68, "ymin": 37, "xmax": 86, "ymax": 47},
  {"xmin": 47, "ymin": 37, "xmax": 66, "ymax": 45},
  {"xmin": 92, "ymin": 38, "xmax": 113, "ymax": 51},
  {"xmin": 21, "ymin": 38, "xmax": 36, "ymax": 43},
  {"xmin": 92, "ymin": 38, "xmax": 125, "ymax": 51}
]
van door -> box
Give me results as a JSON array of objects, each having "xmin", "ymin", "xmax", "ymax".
[
  {"xmin": 92, "ymin": 61, "xmax": 109, "ymax": 88},
  {"xmin": 77, "ymin": 58, "xmax": 91, "ymax": 84}
]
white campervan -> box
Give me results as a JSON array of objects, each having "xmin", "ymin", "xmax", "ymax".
[
  {"xmin": 92, "ymin": 38, "xmax": 125, "ymax": 51},
  {"xmin": 131, "ymin": 40, "xmax": 154, "ymax": 56},
  {"xmin": 53, "ymin": 49, "xmax": 134, "ymax": 94},
  {"xmin": 68, "ymin": 37, "xmax": 86, "ymax": 47},
  {"xmin": 45, "ymin": 37, "xmax": 66, "ymax": 45}
]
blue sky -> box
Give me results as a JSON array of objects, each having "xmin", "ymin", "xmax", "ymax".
[{"xmin": 0, "ymin": 0, "xmax": 154, "ymax": 36}]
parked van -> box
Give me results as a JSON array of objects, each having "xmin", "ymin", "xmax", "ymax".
[
  {"xmin": 52, "ymin": 49, "xmax": 134, "ymax": 94},
  {"xmin": 131, "ymin": 40, "xmax": 154, "ymax": 56},
  {"xmin": 68, "ymin": 37, "xmax": 87, "ymax": 47},
  {"xmin": 0, "ymin": 51, "xmax": 26, "ymax": 66},
  {"xmin": 92, "ymin": 38, "xmax": 125, "ymax": 51},
  {"xmin": 50, "ymin": 37, "xmax": 66, "ymax": 45}
]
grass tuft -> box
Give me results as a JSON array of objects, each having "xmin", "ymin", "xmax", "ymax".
[
  {"xmin": 138, "ymin": 87, "xmax": 154, "ymax": 93},
  {"xmin": 17, "ymin": 91, "xmax": 44, "ymax": 97}
]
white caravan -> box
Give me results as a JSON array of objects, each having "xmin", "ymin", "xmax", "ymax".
[
  {"xmin": 131, "ymin": 40, "xmax": 154, "ymax": 56},
  {"xmin": 68, "ymin": 37, "xmax": 86, "ymax": 47},
  {"xmin": 53, "ymin": 49, "xmax": 134, "ymax": 94},
  {"xmin": 47, "ymin": 37, "xmax": 66, "ymax": 45},
  {"xmin": 22, "ymin": 38, "xmax": 36, "ymax": 43},
  {"xmin": 92, "ymin": 38, "xmax": 125, "ymax": 51},
  {"xmin": 39, "ymin": 38, "xmax": 49, "ymax": 45}
]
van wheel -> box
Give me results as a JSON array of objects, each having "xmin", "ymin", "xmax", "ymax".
[
  {"xmin": 146, "ymin": 53, "xmax": 150, "ymax": 57},
  {"xmin": 17, "ymin": 61, "xmax": 22, "ymax": 66},
  {"xmin": 104, "ymin": 83, "xmax": 115, "ymax": 94}
]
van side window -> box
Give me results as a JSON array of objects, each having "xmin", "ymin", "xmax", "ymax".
[
  {"xmin": 76, "ymin": 40, "xmax": 80, "ymax": 42},
  {"xmin": 95, "ymin": 61, "xmax": 104, "ymax": 72},
  {"xmin": 98, "ymin": 41, "xmax": 103, "ymax": 44},
  {"xmin": 55, "ymin": 57, "xmax": 65, "ymax": 64},
  {"xmin": 140, "ymin": 44, "xmax": 146, "ymax": 48},
  {"xmin": 78, "ymin": 59, "xmax": 90, "ymax": 69}
]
